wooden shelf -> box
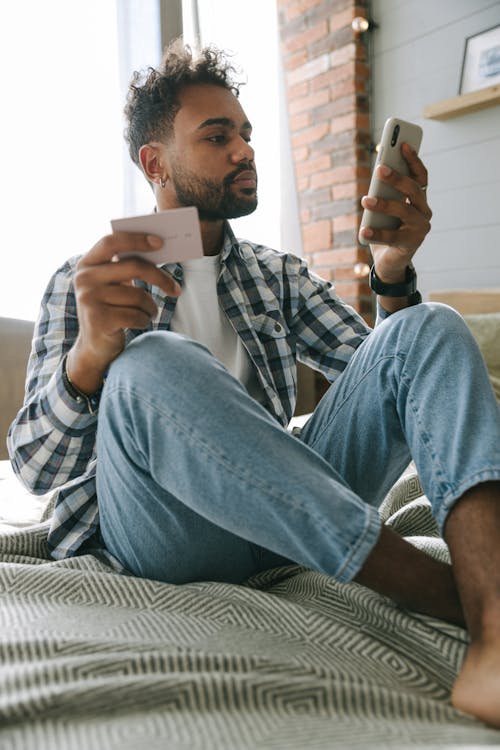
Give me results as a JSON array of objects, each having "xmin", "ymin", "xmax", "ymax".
[{"xmin": 423, "ymin": 83, "xmax": 500, "ymax": 120}]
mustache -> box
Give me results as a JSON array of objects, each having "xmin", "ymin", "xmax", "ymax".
[{"xmin": 224, "ymin": 164, "xmax": 257, "ymax": 186}]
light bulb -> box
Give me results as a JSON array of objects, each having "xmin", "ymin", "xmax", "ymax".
[
  {"xmin": 354, "ymin": 263, "xmax": 371, "ymax": 278},
  {"xmin": 352, "ymin": 16, "xmax": 370, "ymax": 33}
]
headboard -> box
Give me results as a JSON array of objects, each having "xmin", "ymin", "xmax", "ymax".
[
  {"xmin": 0, "ymin": 317, "xmax": 34, "ymax": 460},
  {"xmin": 428, "ymin": 288, "xmax": 500, "ymax": 314},
  {"xmin": 428, "ymin": 288, "xmax": 500, "ymax": 404}
]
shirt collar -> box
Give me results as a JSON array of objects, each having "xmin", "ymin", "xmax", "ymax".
[
  {"xmin": 153, "ymin": 201, "xmax": 255, "ymax": 270},
  {"xmin": 220, "ymin": 221, "xmax": 243, "ymax": 263},
  {"xmin": 154, "ymin": 205, "xmax": 242, "ymax": 263}
]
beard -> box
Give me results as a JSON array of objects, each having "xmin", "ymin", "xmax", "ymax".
[{"xmin": 169, "ymin": 161, "xmax": 258, "ymax": 221}]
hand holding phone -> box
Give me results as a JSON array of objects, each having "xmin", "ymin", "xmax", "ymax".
[{"xmin": 358, "ymin": 118, "xmax": 423, "ymax": 246}]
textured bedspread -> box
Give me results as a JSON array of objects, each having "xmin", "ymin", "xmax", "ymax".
[{"xmin": 1, "ymin": 475, "xmax": 499, "ymax": 749}]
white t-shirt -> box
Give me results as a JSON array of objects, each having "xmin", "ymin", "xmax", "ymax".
[{"xmin": 169, "ymin": 254, "xmax": 265, "ymax": 404}]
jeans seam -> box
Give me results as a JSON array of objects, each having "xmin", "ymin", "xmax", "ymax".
[
  {"xmin": 334, "ymin": 505, "xmax": 382, "ymax": 582},
  {"xmin": 399, "ymin": 365, "xmax": 451, "ymax": 506},
  {"xmin": 306, "ymin": 354, "xmax": 403, "ymax": 453},
  {"xmin": 108, "ymin": 384, "xmax": 336, "ymax": 537}
]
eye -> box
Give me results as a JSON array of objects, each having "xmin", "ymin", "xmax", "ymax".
[{"xmin": 207, "ymin": 134, "xmax": 226, "ymax": 144}]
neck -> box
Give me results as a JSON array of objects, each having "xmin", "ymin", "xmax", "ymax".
[{"xmin": 199, "ymin": 219, "xmax": 225, "ymax": 256}]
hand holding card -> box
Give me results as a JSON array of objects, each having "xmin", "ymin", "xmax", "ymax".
[{"xmin": 111, "ymin": 206, "xmax": 204, "ymax": 264}]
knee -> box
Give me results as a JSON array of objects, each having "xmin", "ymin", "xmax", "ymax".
[
  {"xmin": 106, "ymin": 331, "xmax": 214, "ymax": 392},
  {"xmin": 403, "ymin": 301, "xmax": 462, "ymax": 328},
  {"xmin": 394, "ymin": 302, "xmax": 472, "ymax": 344},
  {"xmin": 388, "ymin": 302, "xmax": 482, "ymax": 366}
]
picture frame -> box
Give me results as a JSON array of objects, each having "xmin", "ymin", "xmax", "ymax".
[{"xmin": 459, "ymin": 24, "xmax": 500, "ymax": 95}]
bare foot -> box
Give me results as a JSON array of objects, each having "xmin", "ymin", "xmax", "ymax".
[{"xmin": 452, "ymin": 636, "xmax": 500, "ymax": 727}]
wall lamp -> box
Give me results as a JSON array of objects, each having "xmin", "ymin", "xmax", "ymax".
[
  {"xmin": 351, "ymin": 16, "xmax": 378, "ymax": 33},
  {"xmin": 354, "ymin": 263, "xmax": 371, "ymax": 279}
]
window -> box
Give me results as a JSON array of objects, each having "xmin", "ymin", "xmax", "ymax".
[
  {"xmin": 182, "ymin": 0, "xmax": 300, "ymax": 252},
  {"xmin": 1, "ymin": 1, "xmax": 299, "ymax": 321},
  {"xmin": 0, "ymin": 1, "xmax": 158, "ymax": 321}
]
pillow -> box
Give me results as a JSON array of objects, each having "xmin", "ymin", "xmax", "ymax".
[
  {"xmin": 463, "ymin": 313, "xmax": 500, "ymax": 404},
  {"xmin": 0, "ymin": 460, "xmax": 50, "ymax": 529}
]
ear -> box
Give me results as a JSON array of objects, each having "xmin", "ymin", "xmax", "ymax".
[{"xmin": 138, "ymin": 143, "xmax": 169, "ymax": 186}]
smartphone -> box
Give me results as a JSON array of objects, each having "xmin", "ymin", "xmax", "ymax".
[{"xmin": 358, "ymin": 117, "xmax": 423, "ymax": 246}]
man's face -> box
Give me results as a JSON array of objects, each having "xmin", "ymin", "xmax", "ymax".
[{"xmin": 164, "ymin": 84, "xmax": 258, "ymax": 221}]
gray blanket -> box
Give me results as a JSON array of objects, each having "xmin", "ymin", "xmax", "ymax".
[{"xmin": 1, "ymin": 475, "xmax": 499, "ymax": 749}]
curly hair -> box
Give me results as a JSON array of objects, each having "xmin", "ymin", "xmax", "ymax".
[{"xmin": 124, "ymin": 39, "xmax": 242, "ymax": 170}]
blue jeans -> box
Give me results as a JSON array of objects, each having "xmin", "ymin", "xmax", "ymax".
[{"xmin": 96, "ymin": 304, "xmax": 500, "ymax": 585}]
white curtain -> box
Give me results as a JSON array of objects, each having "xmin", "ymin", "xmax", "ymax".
[
  {"xmin": 0, "ymin": 0, "xmax": 160, "ymax": 321},
  {"xmin": 182, "ymin": 0, "xmax": 301, "ymax": 254},
  {"xmin": 0, "ymin": 0, "xmax": 301, "ymax": 321}
]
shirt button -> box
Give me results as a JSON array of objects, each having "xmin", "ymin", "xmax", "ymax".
[{"xmin": 274, "ymin": 323, "xmax": 282, "ymax": 333}]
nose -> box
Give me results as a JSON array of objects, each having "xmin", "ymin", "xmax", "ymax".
[{"xmin": 231, "ymin": 135, "xmax": 255, "ymax": 164}]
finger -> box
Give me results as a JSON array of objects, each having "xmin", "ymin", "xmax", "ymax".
[
  {"xmin": 401, "ymin": 142, "xmax": 429, "ymax": 188},
  {"xmin": 85, "ymin": 285, "xmax": 160, "ymax": 319},
  {"xmin": 376, "ymin": 164, "xmax": 431, "ymax": 216},
  {"xmin": 76, "ymin": 256, "xmax": 181, "ymax": 297},
  {"xmin": 361, "ymin": 194, "xmax": 432, "ymax": 228},
  {"xmin": 81, "ymin": 232, "xmax": 165, "ymax": 266},
  {"xmin": 361, "ymin": 195, "xmax": 422, "ymax": 222},
  {"xmin": 359, "ymin": 224, "xmax": 408, "ymax": 249},
  {"xmin": 359, "ymin": 222, "xmax": 429, "ymax": 252},
  {"xmin": 89, "ymin": 304, "xmax": 155, "ymax": 332}
]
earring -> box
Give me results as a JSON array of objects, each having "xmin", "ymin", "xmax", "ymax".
[{"xmin": 160, "ymin": 177, "xmax": 167, "ymax": 188}]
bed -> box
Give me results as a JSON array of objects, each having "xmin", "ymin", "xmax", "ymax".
[{"xmin": 1, "ymin": 297, "xmax": 500, "ymax": 749}]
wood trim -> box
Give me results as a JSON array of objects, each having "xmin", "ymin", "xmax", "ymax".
[
  {"xmin": 423, "ymin": 84, "xmax": 500, "ymax": 120},
  {"xmin": 428, "ymin": 288, "xmax": 500, "ymax": 315}
]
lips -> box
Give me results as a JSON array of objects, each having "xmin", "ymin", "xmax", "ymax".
[{"xmin": 232, "ymin": 170, "xmax": 257, "ymax": 188}]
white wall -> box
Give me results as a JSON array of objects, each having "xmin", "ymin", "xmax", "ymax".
[{"xmin": 370, "ymin": 0, "xmax": 500, "ymax": 300}]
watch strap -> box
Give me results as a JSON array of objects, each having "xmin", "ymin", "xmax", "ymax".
[{"xmin": 369, "ymin": 264, "xmax": 417, "ymax": 297}]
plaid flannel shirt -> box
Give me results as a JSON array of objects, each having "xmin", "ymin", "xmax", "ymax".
[{"xmin": 8, "ymin": 223, "xmax": 371, "ymax": 560}]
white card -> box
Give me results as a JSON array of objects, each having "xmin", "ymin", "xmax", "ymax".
[{"xmin": 110, "ymin": 206, "xmax": 203, "ymax": 265}]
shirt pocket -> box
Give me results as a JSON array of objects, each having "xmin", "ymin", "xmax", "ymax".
[{"xmin": 251, "ymin": 312, "xmax": 290, "ymax": 340}]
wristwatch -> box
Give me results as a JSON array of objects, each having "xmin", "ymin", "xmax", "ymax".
[{"xmin": 369, "ymin": 264, "xmax": 422, "ymax": 305}]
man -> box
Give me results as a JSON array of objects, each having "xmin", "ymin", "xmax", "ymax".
[{"xmin": 8, "ymin": 42, "xmax": 500, "ymax": 726}]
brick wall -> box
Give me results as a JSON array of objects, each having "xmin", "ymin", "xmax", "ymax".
[{"xmin": 277, "ymin": 0, "xmax": 373, "ymax": 324}]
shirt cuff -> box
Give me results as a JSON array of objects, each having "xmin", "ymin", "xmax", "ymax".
[
  {"xmin": 44, "ymin": 359, "xmax": 100, "ymax": 430},
  {"xmin": 61, "ymin": 353, "xmax": 103, "ymax": 416},
  {"xmin": 375, "ymin": 301, "xmax": 392, "ymax": 325},
  {"xmin": 375, "ymin": 291, "xmax": 422, "ymax": 325}
]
